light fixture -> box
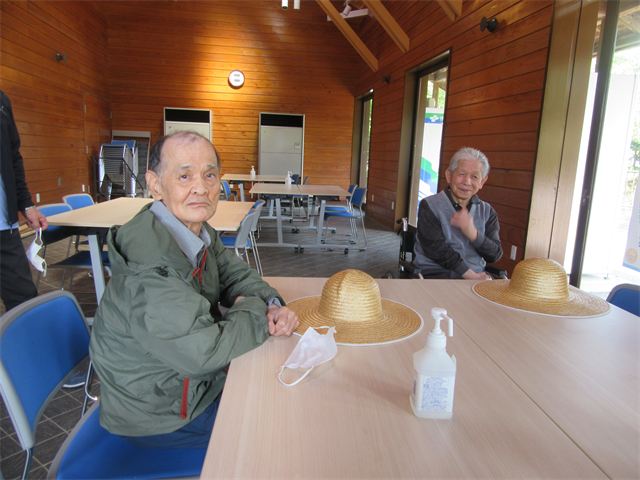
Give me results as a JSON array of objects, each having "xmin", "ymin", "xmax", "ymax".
[
  {"xmin": 294, "ymin": 0, "xmax": 300, "ymax": 9},
  {"xmin": 282, "ymin": 0, "xmax": 288, "ymax": 9},
  {"xmin": 480, "ymin": 17, "xmax": 498, "ymax": 33},
  {"xmin": 56, "ymin": 52, "xmax": 67, "ymax": 63},
  {"xmin": 343, "ymin": 0, "xmax": 352, "ymax": 15}
]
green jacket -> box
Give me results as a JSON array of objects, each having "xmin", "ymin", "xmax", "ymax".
[{"xmin": 89, "ymin": 204, "xmax": 282, "ymax": 436}]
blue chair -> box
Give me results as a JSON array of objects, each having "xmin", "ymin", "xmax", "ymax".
[
  {"xmin": 607, "ymin": 284, "xmax": 640, "ymax": 316},
  {"xmin": 62, "ymin": 194, "xmax": 94, "ymax": 210},
  {"xmin": 48, "ymin": 400, "xmax": 206, "ymax": 480},
  {"xmin": 37, "ymin": 204, "xmax": 110, "ymax": 292},
  {"xmin": 220, "ymin": 210, "xmax": 261, "ymax": 273},
  {"xmin": 0, "ymin": 292, "xmax": 95, "ymax": 480},
  {"xmin": 34, "ymin": 204, "xmax": 73, "ymax": 289},
  {"xmin": 323, "ymin": 188, "xmax": 367, "ymax": 251},
  {"xmin": 221, "ymin": 180, "xmax": 237, "ymax": 201},
  {"xmin": 0, "ymin": 291, "xmax": 206, "ymax": 480}
]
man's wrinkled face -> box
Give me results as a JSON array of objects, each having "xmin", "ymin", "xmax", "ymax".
[
  {"xmin": 146, "ymin": 136, "xmax": 220, "ymax": 235},
  {"xmin": 445, "ymin": 158, "xmax": 488, "ymax": 205}
]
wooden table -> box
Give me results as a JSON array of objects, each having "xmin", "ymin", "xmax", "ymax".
[
  {"xmin": 222, "ymin": 173, "xmax": 286, "ymax": 201},
  {"xmin": 249, "ymin": 184, "xmax": 351, "ymax": 251},
  {"xmin": 47, "ymin": 197, "xmax": 254, "ymax": 303},
  {"xmin": 202, "ymin": 278, "xmax": 638, "ymax": 479}
]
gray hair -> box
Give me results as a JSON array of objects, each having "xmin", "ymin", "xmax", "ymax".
[
  {"xmin": 449, "ymin": 147, "xmax": 490, "ymax": 178},
  {"xmin": 148, "ymin": 131, "xmax": 220, "ymax": 175}
]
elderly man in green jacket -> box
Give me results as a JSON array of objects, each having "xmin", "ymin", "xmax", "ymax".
[{"xmin": 89, "ymin": 131, "xmax": 299, "ymax": 449}]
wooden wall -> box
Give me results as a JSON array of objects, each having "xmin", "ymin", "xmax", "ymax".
[
  {"xmin": 103, "ymin": 0, "xmax": 358, "ymax": 191},
  {"xmin": 0, "ymin": 1, "xmax": 110, "ymax": 205},
  {"xmin": 355, "ymin": 0, "xmax": 554, "ymax": 274}
]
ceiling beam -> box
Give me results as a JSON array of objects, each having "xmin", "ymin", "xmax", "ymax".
[
  {"xmin": 316, "ymin": 0, "xmax": 378, "ymax": 72},
  {"xmin": 436, "ymin": 0, "xmax": 463, "ymax": 22},
  {"xmin": 362, "ymin": 0, "xmax": 410, "ymax": 54}
]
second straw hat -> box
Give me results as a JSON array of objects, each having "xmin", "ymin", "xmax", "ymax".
[
  {"xmin": 287, "ymin": 269, "xmax": 423, "ymax": 345},
  {"xmin": 473, "ymin": 258, "xmax": 610, "ymax": 317}
]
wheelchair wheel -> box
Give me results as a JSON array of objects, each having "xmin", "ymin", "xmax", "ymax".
[{"xmin": 383, "ymin": 270, "xmax": 399, "ymax": 279}]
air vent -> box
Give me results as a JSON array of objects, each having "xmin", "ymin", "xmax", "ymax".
[
  {"xmin": 260, "ymin": 113, "xmax": 304, "ymax": 128},
  {"xmin": 165, "ymin": 108, "xmax": 211, "ymax": 123}
]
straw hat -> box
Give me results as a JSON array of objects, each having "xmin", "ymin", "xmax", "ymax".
[
  {"xmin": 473, "ymin": 258, "xmax": 610, "ymax": 317},
  {"xmin": 287, "ymin": 270, "xmax": 423, "ymax": 345}
]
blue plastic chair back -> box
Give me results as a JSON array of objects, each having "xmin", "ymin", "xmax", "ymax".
[
  {"xmin": 63, "ymin": 194, "xmax": 94, "ymax": 210},
  {"xmin": 291, "ymin": 174, "xmax": 300, "ymax": 185},
  {"xmin": 351, "ymin": 188, "xmax": 366, "ymax": 207},
  {"xmin": 107, "ymin": 140, "xmax": 136, "ymax": 149},
  {"xmin": 221, "ymin": 180, "xmax": 232, "ymax": 197},
  {"xmin": 0, "ymin": 292, "xmax": 90, "ymax": 449},
  {"xmin": 607, "ymin": 284, "xmax": 640, "ymax": 316},
  {"xmin": 35, "ymin": 204, "xmax": 72, "ymax": 246}
]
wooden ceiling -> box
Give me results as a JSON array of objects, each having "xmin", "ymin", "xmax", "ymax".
[{"xmin": 318, "ymin": 0, "xmax": 463, "ymax": 71}]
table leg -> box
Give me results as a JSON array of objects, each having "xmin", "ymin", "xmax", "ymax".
[
  {"xmin": 276, "ymin": 197, "xmax": 283, "ymax": 244},
  {"xmin": 88, "ymin": 234, "xmax": 106, "ymax": 304}
]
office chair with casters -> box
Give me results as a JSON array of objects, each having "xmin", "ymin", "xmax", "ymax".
[
  {"xmin": 324, "ymin": 184, "xmax": 358, "ymax": 237},
  {"xmin": 323, "ymin": 188, "xmax": 367, "ymax": 251},
  {"xmin": 221, "ymin": 181, "xmax": 237, "ymax": 201},
  {"xmin": 220, "ymin": 210, "xmax": 260, "ymax": 272},
  {"xmin": 0, "ymin": 291, "xmax": 96, "ymax": 480},
  {"xmin": 606, "ymin": 283, "xmax": 640, "ymax": 316}
]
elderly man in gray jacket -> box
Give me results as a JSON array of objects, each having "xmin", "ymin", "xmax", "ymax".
[
  {"xmin": 413, "ymin": 147, "xmax": 503, "ymax": 279},
  {"xmin": 90, "ymin": 131, "xmax": 298, "ymax": 449}
]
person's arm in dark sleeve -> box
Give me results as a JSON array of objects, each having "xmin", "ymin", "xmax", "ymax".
[
  {"xmin": 470, "ymin": 207, "xmax": 503, "ymax": 263},
  {"xmin": 416, "ymin": 199, "xmax": 469, "ymax": 277},
  {"xmin": 2, "ymin": 92, "xmax": 33, "ymax": 211}
]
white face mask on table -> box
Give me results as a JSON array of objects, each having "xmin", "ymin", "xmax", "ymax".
[
  {"xmin": 278, "ymin": 326, "xmax": 338, "ymax": 387},
  {"xmin": 26, "ymin": 228, "xmax": 47, "ymax": 275}
]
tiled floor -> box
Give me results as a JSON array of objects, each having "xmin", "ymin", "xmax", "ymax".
[{"xmin": 0, "ymin": 211, "xmax": 399, "ymax": 479}]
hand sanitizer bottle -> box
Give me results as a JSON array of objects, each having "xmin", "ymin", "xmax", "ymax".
[
  {"xmin": 285, "ymin": 171, "xmax": 292, "ymax": 185},
  {"xmin": 411, "ymin": 307, "xmax": 456, "ymax": 419},
  {"xmin": 250, "ymin": 166, "xmax": 256, "ymax": 178}
]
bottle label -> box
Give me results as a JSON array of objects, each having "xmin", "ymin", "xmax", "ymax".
[{"xmin": 412, "ymin": 371, "xmax": 455, "ymax": 412}]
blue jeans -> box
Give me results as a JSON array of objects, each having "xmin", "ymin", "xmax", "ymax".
[{"xmin": 121, "ymin": 394, "xmax": 221, "ymax": 449}]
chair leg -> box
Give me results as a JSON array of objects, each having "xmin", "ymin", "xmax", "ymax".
[
  {"xmin": 359, "ymin": 211, "xmax": 367, "ymax": 251},
  {"xmin": 251, "ymin": 233, "xmax": 263, "ymax": 276},
  {"xmin": 21, "ymin": 447, "xmax": 34, "ymax": 480},
  {"xmin": 83, "ymin": 362, "xmax": 97, "ymax": 415}
]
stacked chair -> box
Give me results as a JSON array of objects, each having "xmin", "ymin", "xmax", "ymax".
[{"xmin": 0, "ymin": 291, "xmax": 206, "ymax": 480}]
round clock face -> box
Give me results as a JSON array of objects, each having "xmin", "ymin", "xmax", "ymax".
[{"xmin": 229, "ymin": 70, "xmax": 245, "ymax": 88}]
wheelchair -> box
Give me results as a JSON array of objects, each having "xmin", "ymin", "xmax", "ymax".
[{"xmin": 384, "ymin": 218, "xmax": 507, "ymax": 279}]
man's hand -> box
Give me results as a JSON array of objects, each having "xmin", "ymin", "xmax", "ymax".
[
  {"xmin": 450, "ymin": 209, "xmax": 477, "ymax": 241},
  {"xmin": 266, "ymin": 304, "xmax": 299, "ymax": 337},
  {"xmin": 462, "ymin": 269, "xmax": 492, "ymax": 280},
  {"xmin": 24, "ymin": 207, "xmax": 48, "ymax": 231}
]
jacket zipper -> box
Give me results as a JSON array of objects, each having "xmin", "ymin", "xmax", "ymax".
[
  {"xmin": 191, "ymin": 249, "xmax": 208, "ymax": 285},
  {"xmin": 181, "ymin": 377, "xmax": 190, "ymax": 419}
]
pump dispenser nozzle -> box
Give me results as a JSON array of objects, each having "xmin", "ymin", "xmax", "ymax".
[{"xmin": 427, "ymin": 308, "xmax": 453, "ymax": 349}]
